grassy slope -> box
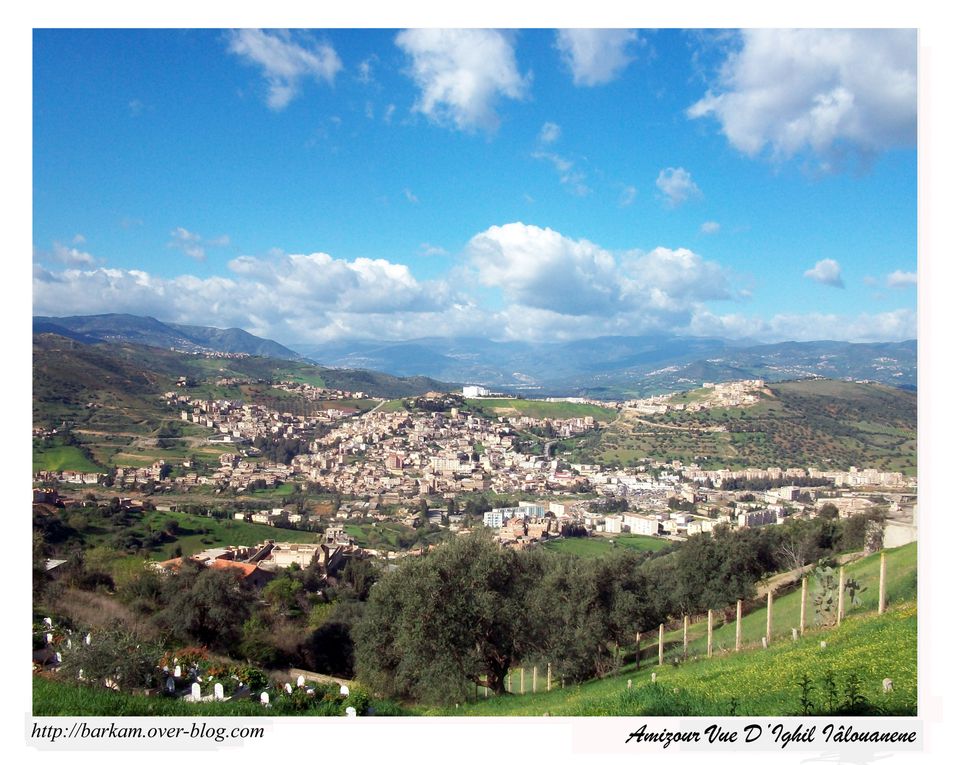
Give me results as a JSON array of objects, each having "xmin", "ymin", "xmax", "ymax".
[
  {"xmin": 542, "ymin": 534, "xmax": 674, "ymax": 558},
  {"xmin": 425, "ymin": 543, "xmax": 917, "ymax": 716}
]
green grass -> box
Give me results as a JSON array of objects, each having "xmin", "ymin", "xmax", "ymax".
[
  {"xmin": 33, "ymin": 443, "xmax": 103, "ymax": 472},
  {"xmin": 466, "ymin": 398, "xmax": 617, "ymax": 423},
  {"xmin": 378, "ymin": 398, "xmax": 410, "ymax": 412},
  {"xmin": 142, "ymin": 512, "xmax": 320, "ymax": 559},
  {"xmin": 427, "ymin": 602, "xmax": 916, "ymax": 716},
  {"xmin": 542, "ymin": 535, "xmax": 673, "ymax": 558}
]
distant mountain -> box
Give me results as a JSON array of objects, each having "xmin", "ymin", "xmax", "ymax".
[
  {"xmin": 293, "ymin": 335, "xmax": 917, "ymax": 398},
  {"xmin": 33, "ymin": 314, "xmax": 301, "ymax": 361}
]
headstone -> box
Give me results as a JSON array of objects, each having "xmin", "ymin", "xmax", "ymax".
[
  {"xmin": 66, "ymin": 639, "xmax": 72, "ymax": 650},
  {"xmin": 285, "ymin": 682, "xmax": 293, "ymax": 694},
  {"xmin": 191, "ymin": 682, "xmax": 202, "ymax": 700},
  {"xmin": 85, "ymin": 633, "xmax": 91, "ymax": 645},
  {"xmin": 260, "ymin": 691, "xmax": 270, "ymax": 706},
  {"xmin": 105, "ymin": 678, "xmax": 118, "ymax": 690},
  {"xmin": 45, "ymin": 633, "xmax": 53, "ymax": 644},
  {"xmin": 820, "ymin": 641, "xmax": 827, "ymax": 649},
  {"xmin": 43, "ymin": 617, "xmax": 52, "ymax": 627},
  {"xmin": 340, "ymin": 684, "xmax": 350, "ymax": 697},
  {"xmin": 174, "ymin": 665, "xmax": 182, "ymax": 678},
  {"xmin": 651, "ymin": 672, "xmax": 656, "ymax": 683},
  {"xmin": 761, "ymin": 637, "xmax": 767, "ymax": 649},
  {"xmin": 166, "ymin": 677, "xmax": 175, "ymax": 693},
  {"xmin": 306, "ymin": 688, "xmax": 315, "ymax": 696},
  {"xmin": 627, "ymin": 679, "xmax": 632, "ymax": 690},
  {"xmin": 77, "ymin": 669, "xmax": 84, "ymax": 680},
  {"xmin": 214, "ymin": 683, "xmax": 224, "ymax": 700},
  {"xmin": 55, "ymin": 652, "xmax": 62, "ymax": 663},
  {"xmin": 345, "ymin": 706, "xmax": 357, "ymax": 718},
  {"xmin": 297, "ymin": 675, "xmax": 305, "ymax": 687},
  {"xmin": 792, "ymin": 628, "xmax": 798, "ymax": 641},
  {"xmin": 883, "ymin": 678, "xmax": 894, "ymax": 693}
]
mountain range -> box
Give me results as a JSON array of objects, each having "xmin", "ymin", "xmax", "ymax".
[{"xmin": 33, "ymin": 313, "xmax": 917, "ymax": 398}]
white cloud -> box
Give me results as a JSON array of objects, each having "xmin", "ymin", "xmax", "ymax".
[
  {"xmin": 357, "ymin": 55, "xmax": 377, "ymax": 84},
  {"xmin": 48, "ymin": 242, "xmax": 96, "ymax": 267},
  {"xmin": 804, "ymin": 258, "xmax": 845, "ymax": 288},
  {"xmin": 656, "ymin": 167, "xmax": 701, "ymax": 207},
  {"xmin": 466, "ymin": 223, "xmax": 737, "ymax": 324},
  {"xmin": 71, "ymin": 234, "xmax": 86, "ymax": 245},
  {"xmin": 538, "ymin": 121, "xmax": 561, "ymax": 144},
  {"xmin": 701, "ymin": 221, "xmax": 721, "ymax": 235},
  {"xmin": 688, "ymin": 29, "xmax": 916, "ymax": 163},
  {"xmin": 403, "ymin": 188, "xmax": 420, "ymax": 204},
  {"xmin": 532, "ymin": 151, "xmax": 590, "ymax": 196},
  {"xmin": 887, "ymin": 270, "xmax": 917, "ymax": 288},
  {"xmin": 167, "ymin": 228, "xmax": 230, "ymax": 261},
  {"xmin": 227, "ymin": 29, "xmax": 342, "ymax": 111},
  {"xmin": 619, "ymin": 185, "xmax": 637, "ymax": 207},
  {"xmin": 555, "ymin": 29, "xmax": 638, "ymax": 86},
  {"xmin": 395, "ymin": 29, "xmax": 529, "ymax": 133}
]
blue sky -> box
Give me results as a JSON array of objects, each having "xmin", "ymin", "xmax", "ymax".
[{"xmin": 32, "ymin": 27, "xmax": 918, "ymax": 348}]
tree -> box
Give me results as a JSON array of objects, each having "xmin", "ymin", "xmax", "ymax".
[
  {"xmin": 155, "ymin": 563, "xmax": 252, "ymax": 651},
  {"xmin": 354, "ymin": 532, "xmax": 537, "ymax": 703}
]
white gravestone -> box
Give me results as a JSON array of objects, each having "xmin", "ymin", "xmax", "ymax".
[
  {"xmin": 45, "ymin": 633, "xmax": 53, "ymax": 645},
  {"xmin": 285, "ymin": 683, "xmax": 293, "ymax": 694},
  {"xmin": 651, "ymin": 672, "xmax": 656, "ymax": 683},
  {"xmin": 883, "ymin": 678, "xmax": 894, "ymax": 693},
  {"xmin": 191, "ymin": 682, "xmax": 202, "ymax": 700},
  {"xmin": 43, "ymin": 617, "xmax": 52, "ymax": 627},
  {"xmin": 85, "ymin": 633, "xmax": 91, "ymax": 645},
  {"xmin": 297, "ymin": 675, "xmax": 305, "ymax": 687},
  {"xmin": 174, "ymin": 665, "xmax": 181, "ymax": 678},
  {"xmin": 214, "ymin": 683, "xmax": 224, "ymax": 700},
  {"xmin": 166, "ymin": 678, "xmax": 175, "ymax": 693},
  {"xmin": 340, "ymin": 685, "xmax": 350, "ymax": 697},
  {"xmin": 345, "ymin": 707, "xmax": 356, "ymax": 718},
  {"xmin": 260, "ymin": 692, "xmax": 270, "ymax": 706}
]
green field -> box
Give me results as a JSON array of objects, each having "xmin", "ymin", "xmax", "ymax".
[
  {"xmin": 466, "ymin": 398, "xmax": 618, "ymax": 423},
  {"xmin": 543, "ymin": 534, "xmax": 674, "ymax": 558},
  {"xmin": 33, "ymin": 442, "xmax": 103, "ymax": 473}
]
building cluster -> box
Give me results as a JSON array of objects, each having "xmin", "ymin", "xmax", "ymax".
[{"xmin": 624, "ymin": 379, "xmax": 767, "ymax": 414}]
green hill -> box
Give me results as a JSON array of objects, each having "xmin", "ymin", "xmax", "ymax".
[{"xmin": 571, "ymin": 379, "xmax": 916, "ymax": 473}]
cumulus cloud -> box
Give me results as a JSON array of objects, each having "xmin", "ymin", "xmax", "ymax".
[
  {"xmin": 688, "ymin": 29, "xmax": 916, "ymax": 163},
  {"xmin": 886, "ymin": 270, "xmax": 917, "ymax": 288},
  {"xmin": 227, "ymin": 29, "xmax": 342, "ymax": 111},
  {"xmin": 395, "ymin": 28, "xmax": 529, "ymax": 133},
  {"xmin": 465, "ymin": 223, "xmax": 738, "ymax": 328},
  {"xmin": 48, "ymin": 242, "xmax": 97, "ymax": 267},
  {"xmin": 656, "ymin": 167, "xmax": 702, "ymax": 207},
  {"xmin": 701, "ymin": 221, "xmax": 721, "ymax": 235},
  {"xmin": 804, "ymin": 258, "xmax": 845, "ymax": 288},
  {"xmin": 555, "ymin": 29, "xmax": 639, "ymax": 86},
  {"xmin": 32, "ymin": 251, "xmax": 474, "ymax": 345}
]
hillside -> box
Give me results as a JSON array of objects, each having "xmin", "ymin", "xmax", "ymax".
[
  {"xmin": 32, "ymin": 333, "xmax": 451, "ymax": 470},
  {"xmin": 427, "ymin": 543, "xmax": 917, "ymax": 716},
  {"xmin": 563, "ymin": 379, "xmax": 917, "ymax": 474}
]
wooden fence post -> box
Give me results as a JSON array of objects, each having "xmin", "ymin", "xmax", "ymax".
[
  {"xmin": 683, "ymin": 615, "xmax": 689, "ymax": 659},
  {"xmin": 800, "ymin": 577, "xmax": 807, "ymax": 635},
  {"xmin": 735, "ymin": 599, "xmax": 742, "ymax": 652},
  {"xmin": 635, "ymin": 631, "xmax": 641, "ymax": 670},
  {"xmin": 520, "ymin": 667, "xmax": 525, "ymax": 694},
  {"xmin": 766, "ymin": 589, "xmax": 773, "ymax": 645},
  {"xmin": 879, "ymin": 552, "xmax": 887, "ymax": 615},
  {"xmin": 658, "ymin": 623, "xmax": 664, "ymax": 666},
  {"xmin": 547, "ymin": 663, "xmax": 552, "ymax": 692},
  {"xmin": 706, "ymin": 609, "xmax": 713, "ymax": 658},
  {"xmin": 532, "ymin": 665, "xmax": 537, "ymax": 694},
  {"xmin": 837, "ymin": 566, "xmax": 846, "ymax": 626}
]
